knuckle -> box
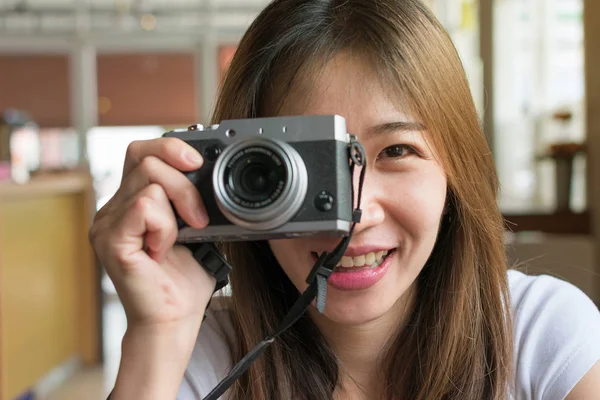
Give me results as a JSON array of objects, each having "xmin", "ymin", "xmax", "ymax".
[
  {"xmin": 144, "ymin": 183, "xmax": 166, "ymax": 202},
  {"xmin": 138, "ymin": 155, "xmax": 160, "ymax": 175},
  {"xmin": 173, "ymin": 185, "xmax": 191, "ymax": 204},
  {"xmin": 158, "ymin": 137, "xmax": 176, "ymax": 155},
  {"xmin": 125, "ymin": 140, "xmax": 142, "ymax": 160},
  {"xmin": 113, "ymin": 247, "xmax": 131, "ymax": 267},
  {"xmin": 133, "ymin": 194, "xmax": 152, "ymax": 213}
]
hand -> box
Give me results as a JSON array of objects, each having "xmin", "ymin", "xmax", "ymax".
[{"xmin": 89, "ymin": 137, "xmax": 216, "ymax": 331}]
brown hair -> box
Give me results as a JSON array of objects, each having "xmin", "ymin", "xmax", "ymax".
[{"xmin": 211, "ymin": 0, "xmax": 513, "ymax": 398}]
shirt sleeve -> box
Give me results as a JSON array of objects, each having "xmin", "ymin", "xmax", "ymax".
[
  {"xmin": 177, "ymin": 297, "xmax": 235, "ymax": 400},
  {"xmin": 510, "ymin": 270, "xmax": 600, "ymax": 400}
]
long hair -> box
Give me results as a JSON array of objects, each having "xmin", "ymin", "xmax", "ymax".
[{"xmin": 211, "ymin": 0, "xmax": 513, "ymax": 398}]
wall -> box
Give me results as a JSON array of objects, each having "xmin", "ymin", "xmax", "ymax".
[
  {"xmin": 506, "ymin": 234, "xmax": 597, "ymax": 303},
  {"xmin": 0, "ymin": 55, "xmax": 70, "ymax": 127},
  {"xmin": 97, "ymin": 53, "xmax": 196, "ymax": 126},
  {"xmin": 0, "ymin": 53, "xmax": 198, "ymax": 128}
]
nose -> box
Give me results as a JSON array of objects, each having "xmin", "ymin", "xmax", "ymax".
[{"xmin": 351, "ymin": 166, "xmax": 385, "ymax": 232}]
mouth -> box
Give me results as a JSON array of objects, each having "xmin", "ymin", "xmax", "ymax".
[{"xmin": 311, "ymin": 248, "xmax": 396, "ymax": 273}]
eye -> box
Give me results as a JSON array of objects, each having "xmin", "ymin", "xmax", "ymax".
[{"xmin": 377, "ymin": 144, "xmax": 416, "ymax": 161}]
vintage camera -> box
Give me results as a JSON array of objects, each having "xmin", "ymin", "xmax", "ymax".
[{"xmin": 164, "ymin": 115, "xmax": 356, "ymax": 243}]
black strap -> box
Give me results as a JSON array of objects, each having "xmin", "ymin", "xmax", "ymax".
[
  {"xmin": 180, "ymin": 242, "xmax": 233, "ymax": 322},
  {"xmin": 184, "ymin": 242, "xmax": 232, "ymax": 293}
]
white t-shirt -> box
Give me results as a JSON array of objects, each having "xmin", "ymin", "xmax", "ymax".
[{"xmin": 177, "ymin": 270, "xmax": 600, "ymax": 399}]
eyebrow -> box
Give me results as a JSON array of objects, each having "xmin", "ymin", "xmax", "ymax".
[{"xmin": 369, "ymin": 121, "xmax": 426, "ymax": 136}]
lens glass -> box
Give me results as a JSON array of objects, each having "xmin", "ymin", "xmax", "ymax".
[{"xmin": 224, "ymin": 146, "xmax": 287, "ymax": 209}]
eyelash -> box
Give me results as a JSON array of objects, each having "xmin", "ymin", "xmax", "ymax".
[{"xmin": 377, "ymin": 144, "xmax": 418, "ymax": 161}]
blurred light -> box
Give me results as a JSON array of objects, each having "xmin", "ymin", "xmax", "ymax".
[
  {"xmin": 114, "ymin": 0, "xmax": 131, "ymax": 13},
  {"xmin": 98, "ymin": 97, "xmax": 112, "ymax": 115},
  {"xmin": 140, "ymin": 13, "xmax": 157, "ymax": 31}
]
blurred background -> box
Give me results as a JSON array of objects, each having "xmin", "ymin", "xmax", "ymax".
[{"xmin": 0, "ymin": 0, "xmax": 597, "ymax": 399}]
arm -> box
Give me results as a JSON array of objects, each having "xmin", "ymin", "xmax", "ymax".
[
  {"xmin": 110, "ymin": 319, "xmax": 202, "ymax": 400},
  {"xmin": 565, "ymin": 361, "xmax": 600, "ymax": 400}
]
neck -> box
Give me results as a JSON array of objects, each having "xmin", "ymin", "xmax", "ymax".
[{"xmin": 308, "ymin": 284, "xmax": 417, "ymax": 396}]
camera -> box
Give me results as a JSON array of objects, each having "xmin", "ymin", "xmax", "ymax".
[{"xmin": 163, "ymin": 115, "xmax": 356, "ymax": 243}]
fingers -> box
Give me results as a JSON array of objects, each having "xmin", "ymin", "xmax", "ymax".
[
  {"xmin": 136, "ymin": 185, "xmax": 179, "ymax": 264},
  {"xmin": 91, "ymin": 137, "xmax": 208, "ymax": 268},
  {"xmin": 116, "ymin": 155, "xmax": 208, "ymax": 229},
  {"xmin": 102, "ymin": 184, "xmax": 179, "ymax": 271},
  {"xmin": 123, "ymin": 137, "xmax": 203, "ymax": 179}
]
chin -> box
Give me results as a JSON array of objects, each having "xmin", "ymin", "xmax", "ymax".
[
  {"xmin": 317, "ymin": 295, "xmax": 392, "ymax": 325},
  {"xmin": 312, "ymin": 272, "xmax": 412, "ymax": 326}
]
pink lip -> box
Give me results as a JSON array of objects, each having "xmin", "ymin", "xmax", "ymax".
[{"xmin": 310, "ymin": 249, "xmax": 396, "ymax": 291}]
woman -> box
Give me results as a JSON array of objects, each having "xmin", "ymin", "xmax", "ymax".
[{"xmin": 90, "ymin": 0, "xmax": 600, "ymax": 399}]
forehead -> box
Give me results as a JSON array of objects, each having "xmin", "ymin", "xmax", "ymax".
[{"xmin": 277, "ymin": 52, "xmax": 419, "ymax": 136}]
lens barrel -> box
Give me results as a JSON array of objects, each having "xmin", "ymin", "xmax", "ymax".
[{"xmin": 213, "ymin": 137, "xmax": 308, "ymax": 230}]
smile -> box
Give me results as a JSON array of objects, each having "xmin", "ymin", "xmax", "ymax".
[
  {"xmin": 310, "ymin": 248, "xmax": 397, "ymax": 290},
  {"xmin": 311, "ymin": 248, "xmax": 396, "ymax": 271}
]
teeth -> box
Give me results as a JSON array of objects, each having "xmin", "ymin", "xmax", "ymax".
[
  {"xmin": 354, "ymin": 255, "xmax": 365, "ymax": 266},
  {"xmin": 340, "ymin": 257, "xmax": 354, "ymax": 267},
  {"xmin": 336, "ymin": 250, "xmax": 390, "ymax": 268}
]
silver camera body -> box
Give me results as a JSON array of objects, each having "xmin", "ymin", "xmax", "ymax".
[{"xmin": 164, "ymin": 115, "xmax": 355, "ymax": 243}]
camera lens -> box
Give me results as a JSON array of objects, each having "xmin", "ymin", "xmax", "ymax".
[
  {"xmin": 225, "ymin": 149, "xmax": 286, "ymax": 207},
  {"xmin": 212, "ymin": 137, "xmax": 308, "ymax": 231},
  {"xmin": 240, "ymin": 165, "xmax": 271, "ymax": 193}
]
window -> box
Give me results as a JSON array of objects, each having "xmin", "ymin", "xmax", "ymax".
[
  {"xmin": 494, "ymin": 0, "xmax": 585, "ymax": 213},
  {"xmin": 87, "ymin": 126, "xmax": 165, "ymax": 210}
]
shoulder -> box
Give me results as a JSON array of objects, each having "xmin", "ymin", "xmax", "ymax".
[
  {"xmin": 177, "ymin": 296, "xmax": 235, "ymax": 400},
  {"xmin": 508, "ymin": 269, "xmax": 600, "ymax": 399}
]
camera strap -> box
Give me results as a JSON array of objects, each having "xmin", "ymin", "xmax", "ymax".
[{"xmin": 201, "ymin": 137, "xmax": 367, "ymax": 400}]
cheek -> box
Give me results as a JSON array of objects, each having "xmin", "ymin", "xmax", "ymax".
[
  {"xmin": 391, "ymin": 169, "xmax": 447, "ymax": 235},
  {"xmin": 268, "ymin": 239, "xmax": 311, "ymax": 291}
]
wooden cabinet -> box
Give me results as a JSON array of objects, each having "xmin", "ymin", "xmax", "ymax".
[{"xmin": 0, "ymin": 172, "xmax": 100, "ymax": 400}]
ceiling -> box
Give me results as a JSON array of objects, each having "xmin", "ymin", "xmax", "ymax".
[
  {"xmin": 0, "ymin": 0, "xmax": 270, "ymax": 36},
  {"xmin": 0, "ymin": 0, "xmax": 270, "ymax": 9}
]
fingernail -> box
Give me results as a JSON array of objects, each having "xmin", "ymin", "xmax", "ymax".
[{"xmin": 183, "ymin": 150, "xmax": 203, "ymax": 166}]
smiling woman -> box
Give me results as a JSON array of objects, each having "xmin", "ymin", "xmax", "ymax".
[
  {"xmin": 268, "ymin": 52, "xmax": 448, "ymax": 333},
  {"xmin": 203, "ymin": 0, "xmax": 599, "ymax": 398},
  {"xmin": 90, "ymin": 1, "xmax": 600, "ymax": 400}
]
